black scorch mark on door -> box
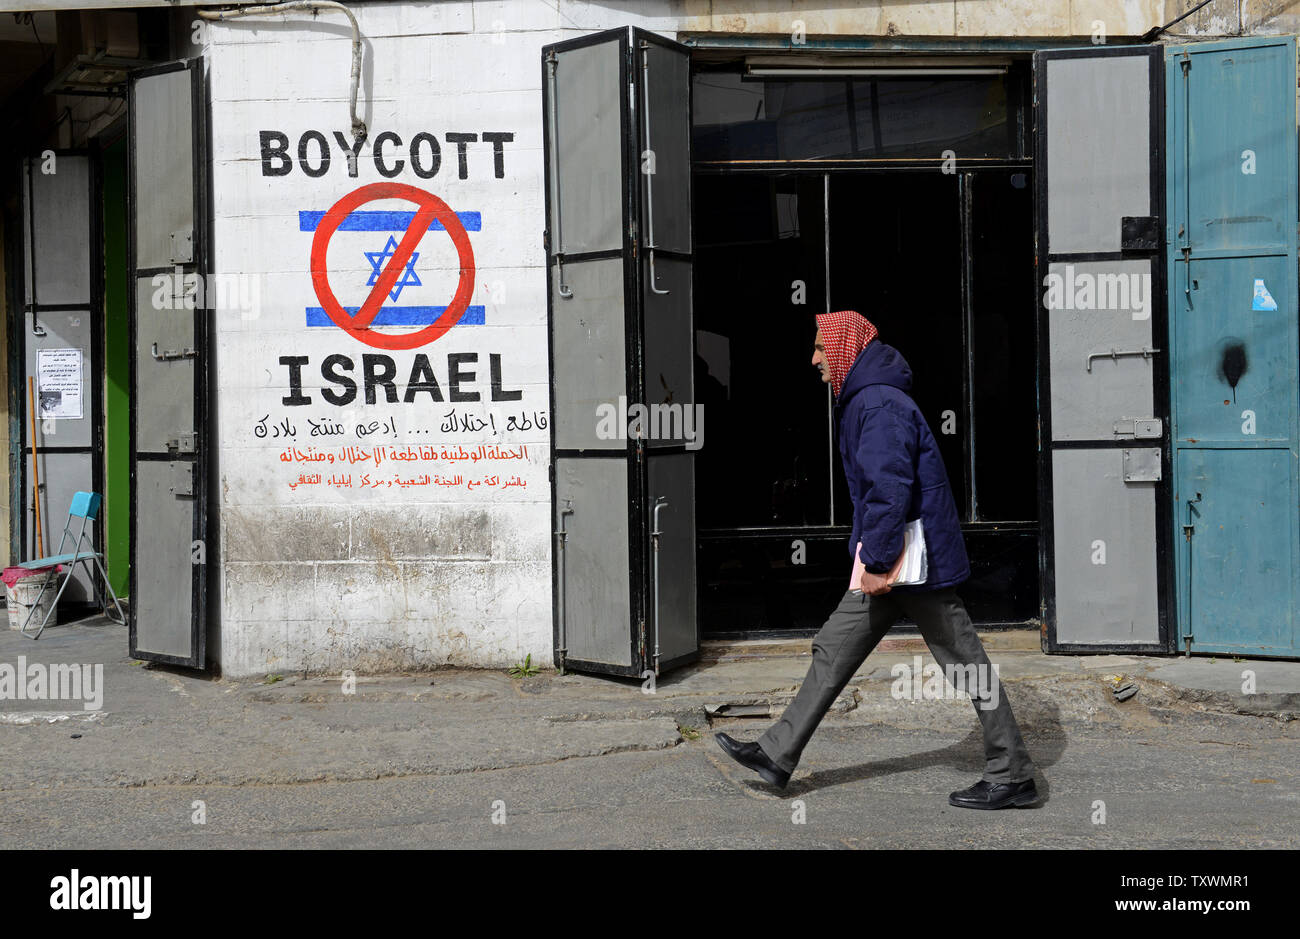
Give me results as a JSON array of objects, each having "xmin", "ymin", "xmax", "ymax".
[{"xmin": 1217, "ymin": 339, "xmax": 1248, "ymax": 403}]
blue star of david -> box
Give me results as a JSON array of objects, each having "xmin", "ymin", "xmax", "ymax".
[{"xmin": 364, "ymin": 235, "xmax": 422, "ymax": 302}]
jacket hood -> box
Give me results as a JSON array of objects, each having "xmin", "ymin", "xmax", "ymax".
[{"xmin": 837, "ymin": 340, "xmax": 914, "ymax": 408}]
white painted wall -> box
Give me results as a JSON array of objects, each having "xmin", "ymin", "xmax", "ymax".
[{"xmin": 205, "ymin": 2, "xmax": 694, "ymax": 677}]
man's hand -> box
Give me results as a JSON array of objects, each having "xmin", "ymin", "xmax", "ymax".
[{"xmin": 858, "ymin": 546, "xmax": 909, "ymax": 596}]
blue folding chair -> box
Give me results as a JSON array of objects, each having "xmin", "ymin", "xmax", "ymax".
[{"xmin": 18, "ymin": 491, "xmax": 125, "ymax": 639}]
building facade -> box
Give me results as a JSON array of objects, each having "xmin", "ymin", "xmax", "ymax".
[{"xmin": 2, "ymin": 1, "xmax": 1297, "ymax": 677}]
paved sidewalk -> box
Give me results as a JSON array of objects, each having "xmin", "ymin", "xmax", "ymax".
[{"xmin": 1, "ymin": 615, "xmax": 1295, "ymax": 792}]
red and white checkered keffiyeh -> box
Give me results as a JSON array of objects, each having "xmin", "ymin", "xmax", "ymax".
[{"xmin": 815, "ymin": 310, "xmax": 879, "ymax": 399}]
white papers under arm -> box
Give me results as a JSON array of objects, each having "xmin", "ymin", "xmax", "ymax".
[{"xmin": 892, "ymin": 518, "xmax": 928, "ymax": 586}]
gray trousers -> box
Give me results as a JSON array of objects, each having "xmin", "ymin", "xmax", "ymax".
[{"xmin": 756, "ymin": 586, "xmax": 1036, "ymax": 784}]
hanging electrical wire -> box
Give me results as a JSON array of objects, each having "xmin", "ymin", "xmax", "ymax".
[
  {"xmin": 1142, "ymin": 0, "xmax": 1218, "ymax": 41},
  {"xmin": 18, "ymin": 11, "xmax": 46, "ymax": 58},
  {"xmin": 197, "ymin": 1, "xmax": 366, "ymax": 140}
]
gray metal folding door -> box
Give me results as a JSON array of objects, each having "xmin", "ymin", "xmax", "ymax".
[
  {"xmin": 1035, "ymin": 46, "xmax": 1172, "ymax": 652},
  {"xmin": 543, "ymin": 27, "xmax": 698, "ymax": 677},
  {"xmin": 128, "ymin": 60, "xmax": 209, "ymax": 667},
  {"xmin": 19, "ymin": 152, "xmax": 100, "ymax": 608}
]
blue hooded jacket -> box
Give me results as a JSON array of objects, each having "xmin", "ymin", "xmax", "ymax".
[{"xmin": 837, "ymin": 340, "xmax": 970, "ymax": 592}]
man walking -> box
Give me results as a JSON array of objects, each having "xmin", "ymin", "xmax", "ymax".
[{"xmin": 715, "ymin": 310, "xmax": 1038, "ymax": 809}]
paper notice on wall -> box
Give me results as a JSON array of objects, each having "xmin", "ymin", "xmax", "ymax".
[{"xmin": 37, "ymin": 348, "xmax": 83, "ymax": 419}]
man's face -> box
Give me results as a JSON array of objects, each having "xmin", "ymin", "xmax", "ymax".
[{"xmin": 812, "ymin": 329, "xmax": 830, "ymax": 384}]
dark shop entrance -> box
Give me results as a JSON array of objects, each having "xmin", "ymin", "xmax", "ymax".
[{"xmin": 690, "ymin": 58, "xmax": 1038, "ymax": 635}]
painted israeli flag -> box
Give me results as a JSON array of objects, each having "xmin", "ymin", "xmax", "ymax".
[{"xmin": 299, "ymin": 210, "xmax": 485, "ymax": 326}]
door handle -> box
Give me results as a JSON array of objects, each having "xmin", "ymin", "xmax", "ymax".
[
  {"xmin": 152, "ymin": 342, "xmax": 197, "ymax": 361},
  {"xmin": 1182, "ymin": 491, "xmax": 1202, "ymax": 541},
  {"xmin": 1085, "ymin": 346, "xmax": 1161, "ymax": 372},
  {"xmin": 544, "ymin": 52, "xmax": 573, "ymax": 300},
  {"xmin": 553, "ymin": 499, "xmax": 574, "ymax": 673},
  {"xmin": 640, "ymin": 40, "xmax": 669, "ymax": 296},
  {"xmin": 651, "ymin": 496, "xmax": 668, "ymax": 675}
]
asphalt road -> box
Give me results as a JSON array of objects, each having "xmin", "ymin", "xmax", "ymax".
[{"xmin": 2, "ymin": 706, "xmax": 1294, "ymax": 849}]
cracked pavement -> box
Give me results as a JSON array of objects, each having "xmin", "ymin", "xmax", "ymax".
[{"xmin": 1, "ymin": 618, "xmax": 1296, "ymax": 847}]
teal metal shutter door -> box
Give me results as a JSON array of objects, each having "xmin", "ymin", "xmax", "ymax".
[{"xmin": 1166, "ymin": 37, "xmax": 1300, "ymax": 656}]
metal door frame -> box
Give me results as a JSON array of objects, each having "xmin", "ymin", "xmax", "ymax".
[
  {"xmin": 633, "ymin": 28, "xmax": 699, "ymax": 675},
  {"xmin": 11, "ymin": 148, "xmax": 106, "ymax": 613},
  {"xmin": 1034, "ymin": 44, "xmax": 1176, "ymax": 654},
  {"xmin": 127, "ymin": 58, "xmax": 209, "ymax": 668},
  {"xmin": 686, "ymin": 53, "xmax": 1041, "ymax": 631}
]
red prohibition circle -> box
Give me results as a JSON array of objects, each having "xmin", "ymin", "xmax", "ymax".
[{"xmin": 309, "ymin": 182, "xmax": 475, "ymax": 350}]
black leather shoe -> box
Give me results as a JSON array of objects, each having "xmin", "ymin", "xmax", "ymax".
[
  {"xmin": 948, "ymin": 777, "xmax": 1038, "ymax": 809},
  {"xmin": 714, "ymin": 732, "xmax": 791, "ymax": 789}
]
